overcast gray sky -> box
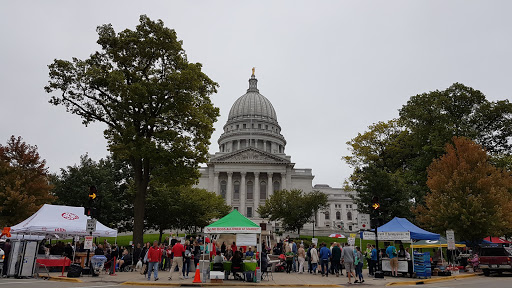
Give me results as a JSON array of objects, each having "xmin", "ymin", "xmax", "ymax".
[{"xmin": 1, "ymin": 1, "xmax": 511, "ymax": 187}]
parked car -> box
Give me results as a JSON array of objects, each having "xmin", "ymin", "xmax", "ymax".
[{"xmin": 479, "ymin": 243, "xmax": 512, "ymax": 276}]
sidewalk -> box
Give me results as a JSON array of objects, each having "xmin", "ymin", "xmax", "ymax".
[{"xmin": 42, "ymin": 269, "xmax": 479, "ymax": 287}]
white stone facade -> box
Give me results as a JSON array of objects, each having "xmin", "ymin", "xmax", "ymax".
[{"xmin": 196, "ymin": 73, "xmax": 359, "ymax": 233}]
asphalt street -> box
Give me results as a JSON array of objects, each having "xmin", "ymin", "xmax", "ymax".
[{"xmin": 1, "ymin": 274, "xmax": 511, "ymax": 288}]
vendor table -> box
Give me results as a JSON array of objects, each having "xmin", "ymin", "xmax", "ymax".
[
  {"xmin": 381, "ymin": 258, "xmax": 409, "ymax": 273},
  {"xmin": 74, "ymin": 252, "xmax": 95, "ymax": 268},
  {"xmin": 36, "ymin": 257, "xmax": 71, "ymax": 267}
]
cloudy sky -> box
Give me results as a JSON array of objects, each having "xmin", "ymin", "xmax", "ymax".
[{"xmin": 1, "ymin": 1, "xmax": 511, "ymax": 187}]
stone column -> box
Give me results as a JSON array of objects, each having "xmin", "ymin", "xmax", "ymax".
[
  {"xmin": 213, "ymin": 172, "xmax": 220, "ymax": 195},
  {"xmin": 226, "ymin": 172, "xmax": 233, "ymax": 207},
  {"xmin": 281, "ymin": 173, "xmax": 287, "ymax": 190},
  {"xmin": 240, "ymin": 172, "xmax": 246, "ymax": 216},
  {"xmin": 237, "ymin": 141, "xmax": 240, "ymax": 150},
  {"xmin": 264, "ymin": 141, "xmax": 267, "ymax": 152},
  {"xmin": 267, "ymin": 173, "xmax": 273, "ymax": 198},
  {"xmin": 254, "ymin": 172, "xmax": 260, "ymax": 217}
]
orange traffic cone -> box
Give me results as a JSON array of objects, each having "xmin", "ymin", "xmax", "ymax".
[{"xmin": 192, "ymin": 263, "xmax": 201, "ymax": 283}]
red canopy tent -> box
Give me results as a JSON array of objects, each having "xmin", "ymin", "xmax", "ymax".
[{"xmin": 484, "ymin": 237, "xmax": 511, "ymax": 244}]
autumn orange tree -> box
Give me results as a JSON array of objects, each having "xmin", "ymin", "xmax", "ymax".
[
  {"xmin": 0, "ymin": 136, "xmax": 55, "ymax": 226},
  {"xmin": 415, "ymin": 137, "xmax": 512, "ymax": 244}
]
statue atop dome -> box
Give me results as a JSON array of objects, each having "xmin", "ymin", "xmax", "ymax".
[{"xmin": 252, "ymin": 67, "xmax": 255, "ymax": 76}]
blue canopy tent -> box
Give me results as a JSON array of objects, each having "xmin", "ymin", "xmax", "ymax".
[
  {"xmin": 379, "ymin": 217, "xmax": 440, "ymax": 240},
  {"xmin": 360, "ymin": 217, "xmax": 440, "ymax": 240}
]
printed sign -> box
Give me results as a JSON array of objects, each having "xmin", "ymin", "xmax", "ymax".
[
  {"xmin": 348, "ymin": 237, "xmax": 355, "ymax": 245},
  {"xmin": 446, "ymin": 230, "xmax": 455, "ymax": 250},
  {"xmin": 204, "ymin": 226, "xmax": 261, "ymax": 233},
  {"xmin": 84, "ymin": 236, "xmax": 93, "ymax": 250},
  {"xmin": 357, "ymin": 214, "xmax": 370, "ymax": 230},
  {"xmin": 86, "ymin": 219, "xmax": 97, "ymax": 233}
]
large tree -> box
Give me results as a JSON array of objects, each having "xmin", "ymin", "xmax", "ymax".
[
  {"xmin": 399, "ymin": 82, "xmax": 512, "ymax": 202},
  {"xmin": 44, "ymin": 15, "xmax": 219, "ymax": 244},
  {"xmin": 414, "ymin": 137, "xmax": 512, "ymax": 245},
  {"xmin": 344, "ymin": 120, "xmax": 416, "ymax": 221},
  {"xmin": 51, "ymin": 154, "xmax": 133, "ymax": 231},
  {"xmin": 0, "ymin": 136, "xmax": 55, "ymax": 226},
  {"xmin": 257, "ymin": 189, "xmax": 328, "ymax": 237}
]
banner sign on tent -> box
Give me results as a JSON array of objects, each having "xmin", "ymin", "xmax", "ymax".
[
  {"xmin": 236, "ymin": 233, "xmax": 257, "ymax": 246},
  {"xmin": 204, "ymin": 226, "xmax": 261, "ymax": 234},
  {"xmin": 362, "ymin": 231, "xmax": 410, "ymax": 241}
]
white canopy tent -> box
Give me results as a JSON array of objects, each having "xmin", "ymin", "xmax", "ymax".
[{"xmin": 10, "ymin": 204, "xmax": 118, "ymax": 238}]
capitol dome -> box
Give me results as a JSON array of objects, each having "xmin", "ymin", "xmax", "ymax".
[
  {"xmin": 218, "ymin": 72, "xmax": 286, "ymax": 154},
  {"xmin": 227, "ymin": 75, "xmax": 278, "ymax": 124}
]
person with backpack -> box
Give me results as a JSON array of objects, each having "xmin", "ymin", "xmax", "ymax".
[
  {"xmin": 331, "ymin": 242, "xmax": 342, "ymax": 277},
  {"xmin": 386, "ymin": 242, "xmax": 398, "ymax": 277},
  {"xmin": 354, "ymin": 246, "xmax": 364, "ymax": 283},
  {"xmin": 318, "ymin": 242, "xmax": 332, "ymax": 277},
  {"xmin": 182, "ymin": 240, "xmax": 193, "ymax": 279}
]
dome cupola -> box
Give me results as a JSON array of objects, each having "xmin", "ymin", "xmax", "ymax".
[{"xmin": 217, "ymin": 70, "xmax": 286, "ymax": 154}]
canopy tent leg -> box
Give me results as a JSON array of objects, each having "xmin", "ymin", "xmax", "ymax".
[{"xmin": 411, "ymin": 240, "xmax": 414, "ymax": 277}]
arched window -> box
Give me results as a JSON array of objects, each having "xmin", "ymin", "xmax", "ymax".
[
  {"xmin": 260, "ymin": 181, "xmax": 267, "ymax": 200},
  {"xmin": 325, "ymin": 211, "xmax": 330, "ymax": 220},
  {"xmin": 220, "ymin": 180, "xmax": 227, "ymax": 199},
  {"xmin": 347, "ymin": 211, "xmax": 352, "ymax": 221},
  {"xmin": 336, "ymin": 211, "xmax": 341, "ymax": 220},
  {"xmin": 247, "ymin": 181, "xmax": 253, "ymax": 200},
  {"xmin": 273, "ymin": 181, "xmax": 280, "ymax": 192},
  {"xmin": 233, "ymin": 180, "xmax": 240, "ymax": 200}
]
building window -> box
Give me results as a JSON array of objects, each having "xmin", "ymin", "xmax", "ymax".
[
  {"xmin": 260, "ymin": 181, "xmax": 267, "ymax": 200},
  {"xmin": 265, "ymin": 125, "xmax": 268, "ymax": 130},
  {"xmin": 325, "ymin": 211, "xmax": 330, "ymax": 220},
  {"xmin": 349, "ymin": 225, "xmax": 352, "ymax": 231},
  {"xmin": 258, "ymin": 124, "xmax": 261, "ymax": 129},
  {"xmin": 347, "ymin": 211, "xmax": 352, "ymax": 221},
  {"xmin": 247, "ymin": 207, "xmax": 253, "ymax": 218},
  {"xmin": 234, "ymin": 207, "xmax": 238, "ymax": 211},
  {"xmin": 233, "ymin": 180, "xmax": 240, "ymax": 200},
  {"xmin": 247, "ymin": 181, "xmax": 253, "ymax": 200},
  {"xmin": 236, "ymin": 125, "xmax": 239, "ymax": 129},
  {"xmin": 243, "ymin": 124, "xmax": 246, "ymax": 129},
  {"xmin": 346, "ymin": 204, "xmax": 349, "ymax": 208},
  {"xmin": 336, "ymin": 211, "xmax": 341, "ymax": 220},
  {"xmin": 252, "ymin": 124, "xmax": 254, "ymax": 128},
  {"xmin": 273, "ymin": 181, "xmax": 280, "ymax": 192},
  {"xmin": 220, "ymin": 180, "xmax": 227, "ymax": 199}
]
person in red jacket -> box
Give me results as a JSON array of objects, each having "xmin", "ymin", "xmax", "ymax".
[
  {"xmin": 169, "ymin": 241, "xmax": 185, "ymax": 280},
  {"xmin": 147, "ymin": 240, "xmax": 162, "ymax": 281}
]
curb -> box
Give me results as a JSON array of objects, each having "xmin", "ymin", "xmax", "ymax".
[
  {"xmin": 43, "ymin": 275, "xmax": 83, "ymax": 283},
  {"xmin": 386, "ymin": 273, "xmax": 478, "ymax": 286},
  {"xmin": 122, "ymin": 282, "xmax": 341, "ymax": 287}
]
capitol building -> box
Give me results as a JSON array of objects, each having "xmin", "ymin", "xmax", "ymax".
[{"xmin": 197, "ymin": 72, "xmax": 360, "ymax": 234}]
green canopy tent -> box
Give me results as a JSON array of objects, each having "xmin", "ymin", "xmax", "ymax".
[
  {"xmin": 204, "ymin": 209, "xmax": 261, "ymax": 234},
  {"xmin": 204, "ymin": 210, "xmax": 262, "ymax": 279}
]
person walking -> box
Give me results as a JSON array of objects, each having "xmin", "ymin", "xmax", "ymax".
[
  {"xmin": 354, "ymin": 246, "xmax": 364, "ymax": 283},
  {"xmin": 169, "ymin": 240, "xmax": 185, "ymax": 280},
  {"xmin": 319, "ymin": 243, "xmax": 331, "ymax": 277},
  {"xmin": 341, "ymin": 243, "xmax": 355, "ymax": 284},
  {"xmin": 307, "ymin": 245, "xmax": 313, "ymax": 273},
  {"xmin": 297, "ymin": 244, "xmax": 306, "ymax": 273},
  {"xmin": 331, "ymin": 242, "xmax": 342, "ymax": 277},
  {"xmin": 291, "ymin": 239, "xmax": 298, "ymax": 272},
  {"xmin": 310, "ymin": 243, "xmax": 319, "ymax": 274},
  {"xmin": 147, "ymin": 241, "xmax": 162, "ymax": 281},
  {"xmin": 193, "ymin": 241, "xmax": 201, "ymax": 267}
]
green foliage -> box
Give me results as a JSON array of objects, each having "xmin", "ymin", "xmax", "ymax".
[
  {"xmin": 145, "ymin": 185, "xmax": 230, "ymax": 241},
  {"xmin": 257, "ymin": 189, "xmax": 328, "ymax": 236},
  {"xmin": 345, "ymin": 83, "xmax": 512, "ymax": 222},
  {"xmin": 51, "ymin": 154, "xmax": 133, "ymax": 232},
  {"xmin": 44, "ymin": 15, "xmax": 220, "ymax": 244},
  {"xmin": 415, "ymin": 137, "xmax": 512, "ymax": 245},
  {"xmin": 0, "ymin": 136, "xmax": 55, "ymax": 226}
]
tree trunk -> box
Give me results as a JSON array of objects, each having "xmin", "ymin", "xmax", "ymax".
[
  {"xmin": 132, "ymin": 158, "xmax": 149, "ymax": 246},
  {"xmin": 298, "ymin": 228, "xmax": 301, "ymax": 239},
  {"xmin": 159, "ymin": 227, "xmax": 163, "ymax": 243}
]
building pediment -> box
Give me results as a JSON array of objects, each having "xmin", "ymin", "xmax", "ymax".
[{"xmin": 211, "ymin": 147, "xmax": 290, "ymax": 164}]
